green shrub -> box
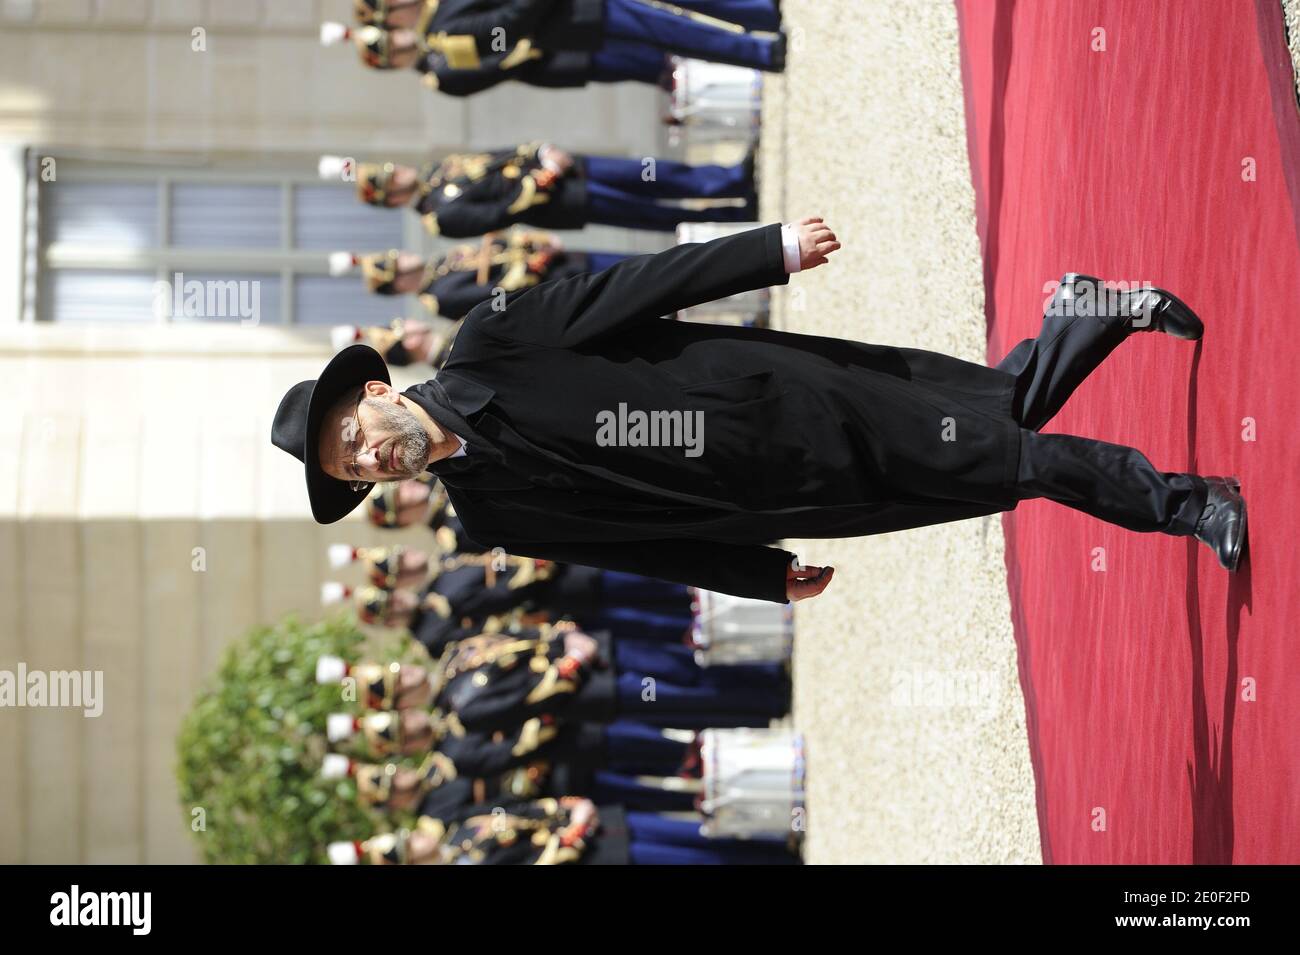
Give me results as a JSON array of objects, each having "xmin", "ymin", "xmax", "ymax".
[{"xmin": 175, "ymin": 613, "xmax": 411, "ymax": 864}]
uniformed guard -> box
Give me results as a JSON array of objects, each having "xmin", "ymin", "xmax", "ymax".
[
  {"xmin": 329, "ymin": 318, "xmax": 456, "ymax": 370},
  {"xmin": 325, "ymin": 708, "xmax": 697, "ymax": 812},
  {"xmin": 319, "ymin": 143, "xmax": 756, "ymax": 236},
  {"xmin": 323, "ymin": 228, "xmax": 630, "ymax": 320},
  {"xmin": 437, "ymin": 569, "xmax": 690, "ymax": 653},
  {"xmin": 420, "ymin": 478, "xmax": 476, "ymax": 552},
  {"xmin": 320, "ymin": 749, "xmax": 545, "ymax": 813},
  {"xmin": 327, "ymin": 543, "xmax": 555, "ymax": 607},
  {"xmin": 365, "ymin": 476, "xmax": 487, "ymax": 557},
  {"xmin": 319, "ymin": 580, "xmax": 411, "ymax": 627},
  {"xmin": 363, "ymin": 476, "xmax": 481, "ymax": 545},
  {"xmin": 327, "ymin": 796, "xmax": 799, "ymax": 864},
  {"xmin": 314, "ymin": 647, "xmax": 795, "ymax": 842},
  {"xmin": 397, "ymin": 623, "xmax": 789, "ymax": 730},
  {"xmin": 332, "ymin": 543, "xmax": 690, "ymax": 653},
  {"xmin": 330, "ymin": 707, "xmax": 691, "ymax": 777},
  {"xmin": 317, "ymin": 649, "xmax": 706, "ymax": 816},
  {"xmin": 314, "ymin": 654, "xmax": 432, "ymax": 711},
  {"xmin": 327, "ymin": 543, "xmax": 427, "ymax": 590},
  {"xmin": 328, "ymin": 797, "xmax": 604, "ymax": 864},
  {"xmin": 319, "ymin": 1, "xmax": 784, "ymax": 97},
  {"xmin": 327, "ymin": 707, "xmax": 565, "ymax": 771},
  {"xmin": 314, "ymin": 623, "xmax": 791, "ymax": 814}
]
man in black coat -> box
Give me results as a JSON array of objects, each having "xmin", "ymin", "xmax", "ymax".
[{"xmin": 272, "ymin": 219, "xmax": 1247, "ymax": 604}]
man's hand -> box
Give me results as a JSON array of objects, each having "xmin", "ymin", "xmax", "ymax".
[
  {"xmin": 566, "ymin": 797, "xmax": 599, "ymax": 831},
  {"xmin": 562, "ymin": 630, "xmax": 598, "ymax": 666},
  {"xmin": 786, "ymin": 562, "xmax": 834, "ymax": 601},
  {"xmin": 795, "ymin": 216, "xmax": 840, "ymax": 271},
  {"xmin": 539, "ymin": 144, "xmax": 575, "ymax": 174}
]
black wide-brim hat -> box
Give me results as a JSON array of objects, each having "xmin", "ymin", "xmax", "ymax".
[{"xmin": 272, "ymin": 344, "xmax": 391, "ymax": 524}]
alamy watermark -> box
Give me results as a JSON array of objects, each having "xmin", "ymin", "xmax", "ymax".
[
  {"xmin": 595, "ymin": 403, "xmax": 704, "ymax": 458},
  {"xmin": 0, "ymin": 664, "xmax": 103, "ymax": 717},
  {"xmin": 50, "ymin": 885, "xmax": 150, "ymax": 935},
  {"xmin": 1043, "ymin": 277, "xmax": 1157, "ymax": 328},
  {"xmin": 890, "ymin": 667, "xmax": 1000, "ymax": 721},
  {"xmin": 153, "ymin": 272, "xmax": 262, "ymax": 325}
]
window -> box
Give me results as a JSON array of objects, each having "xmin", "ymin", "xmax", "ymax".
[{"xmin": 32, "ymin": 155, "xmax": 415, "ymax": 326}]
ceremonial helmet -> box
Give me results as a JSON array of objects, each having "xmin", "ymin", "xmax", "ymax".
[
  {"xmin": 327, "ymin": 543, "xmax": 411, "ymax": 590},
  {"xmin": 327, "ymin": 710, "xmax": 404, "ymax": 758},
  {"xmin": 321, "ymin": 581, "xmax": 391, "ymax": 625},
  {"xmin": 320, "ymin": 22, "xmax": 399, "ymax": 70},
  {"xmin": 357, "ymin": 163, "xmax": 400, "ymax": 206},
  {"xmin": 328, "ymin": 819, "xmax": 448, "ymax": 865},
  {"xmin": 330, "ymin": 318, "xmax": 450, "ymax": 369},
  {"xmin": 352, "ymin": 0, "xmax": 410, "ymax": 26},
  {"xmin": 321, "ymin": 754, "xmax": 399, "ymax": 807},
  {"xmin": 316, "ymin": 655, "xmax": 403, "ymax": 709},
  {"xmin": 317, "ymin": 154, "xmax": 404, "ymax": 207},
  {"xmin": 364, "ymin": 473, "xmax": 437, "ymax": 528},
  {"xmin": 365, "ymin": 481, "xmax": 404, "ymax": 529},
  {"xmin": 327, "ymin": 249, "xmax": 406, "ymax": 295},
  {"xmin": 327, "ymin": 828, "xmax": 424, "ymax": 865},
  {"xmin": 327, "ymin": 830, "xmax": 409, "ymax": 865},
  {"xmin": 329, "ymin": 320, "xmax": 409, "ymax": 367}
]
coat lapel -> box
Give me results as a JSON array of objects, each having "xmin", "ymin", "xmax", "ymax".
[{"xmin": 404, "ymin": 374, "xmax": 535, "ymax": 490}]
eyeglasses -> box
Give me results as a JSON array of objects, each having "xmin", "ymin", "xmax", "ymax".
[{"xmin": 343, "ymin": 393, "xmax": 370, "ymax": 492}]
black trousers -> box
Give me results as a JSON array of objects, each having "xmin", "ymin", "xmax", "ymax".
[{"xmin": 996, "ymin": 299, "xmax": 1207, "ymax": 536}]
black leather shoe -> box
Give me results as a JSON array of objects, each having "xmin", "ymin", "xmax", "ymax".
[
  {"xmin": 770, "ymin": 30, "xmax": 787, "ymax": 72},
  {"xmin": 1056, "ymin": 273, "xmax": 1204, "ymax": 340},
  {"xmin": 1194, "ymin": 477, "xmax": 1247, "ymax": 571}
]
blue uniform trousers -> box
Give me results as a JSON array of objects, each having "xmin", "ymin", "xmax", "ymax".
[{"xmin": 584, "ymin": 155, "xmax": 756, "ymax": 232}]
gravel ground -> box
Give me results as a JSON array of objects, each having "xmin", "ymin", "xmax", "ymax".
[{"xmin": 763, "ymin": 0, "xmax": 1041, "ymax": 863}]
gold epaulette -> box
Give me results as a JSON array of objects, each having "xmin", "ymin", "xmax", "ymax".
[
  {"xmin": 499, "ymin": 39, "xmax": 540, "ymax": 71},
  {"xmin": 506, "ymin": 174, "xmax": 551, "ymax": 215},
  {"xmin": 439, "ymin": 633, "xmax": 542, "ymax": 682},
  {"xmin": 434, "ymin": 525, "xmax": 459, "ymax": 554},
  {"xmin": 511, "ymin": 716, "xmax": 559, "ymax": 757},
  {"xmin": 534, "ymin": 831, "xmax": 583, "ymax": 865},
  {"xmin": 415, "ymin": 750, "xmax": 458, "ymax": 792},
  {"xmin": 423, "ymin": 32, "xmax": 480, "ymax": 69},
  {"xmin": 415, "ymin": 814, "xmax": 446, "ymax": 841},
  {"xmin": 420, "ymin": 591, "xmax": 453, "ymax": 620}
]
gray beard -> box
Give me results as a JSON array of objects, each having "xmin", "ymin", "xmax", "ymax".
[{"xmin": 362, "ymin": 398, "xmax": 432, "ymax": 477}]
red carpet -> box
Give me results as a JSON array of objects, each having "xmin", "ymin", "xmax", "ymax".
[{"xmin": 956, "ymin": 0, "xmax": 1300, "ymax": 863}]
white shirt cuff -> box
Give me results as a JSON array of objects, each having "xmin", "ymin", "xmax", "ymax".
[
  {"xmin": 539, "ymin": 143, "xmax": 563, "ymax": 174},
  {"xmin": 780, "ymin": 224, "xmax": 802, "ymax": 274}
]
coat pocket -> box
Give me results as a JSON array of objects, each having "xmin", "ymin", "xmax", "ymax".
[
  {"xmin": 679, "ymin": 372, "xmax": 793, "ymax": 509},
  {"xmin": 681, "ymin": 370, "xmax": 783, "ymax": 406}
]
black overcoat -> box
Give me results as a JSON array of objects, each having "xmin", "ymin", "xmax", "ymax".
[{"xmin": 406, "ymin": 225, "xmax": 1021, "ymax": 602}]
